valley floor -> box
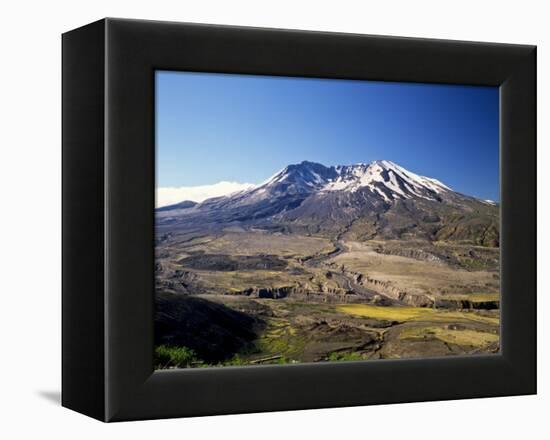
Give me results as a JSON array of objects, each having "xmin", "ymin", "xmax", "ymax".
[{"xmin": 154, "ymin": 227, "xmax": 500, "ymax": 368}]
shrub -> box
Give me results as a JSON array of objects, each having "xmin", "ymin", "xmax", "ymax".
[
  {"xmin": 327, "ymin": 351, "xmax": 364, "ymax": 362},
  {"xmin": 155, "ymin": 345, "xmax": 200, "ymax": 368}
]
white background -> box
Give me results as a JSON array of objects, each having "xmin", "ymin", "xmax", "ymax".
[{"xmin": 0, "ymin": 0, "xmax": 546, "ymax": 437}]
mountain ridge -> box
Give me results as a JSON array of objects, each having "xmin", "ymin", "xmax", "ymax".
[{"xmin": 156, "ymin": 160, "xmax": 499, "ymax": 247}]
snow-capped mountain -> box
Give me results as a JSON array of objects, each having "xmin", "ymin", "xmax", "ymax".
[
  {"xmin": 157, "ymin": 160, "xmax": 499, "ymax": 246},
  {"xmin": 198, "ymin": 160, "xmax": 453, "ymax": 208}
]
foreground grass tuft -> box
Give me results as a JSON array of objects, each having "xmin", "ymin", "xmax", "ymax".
[
  {"xmin": 327, "ymin": 351, "xmax": 364, "ymax": 362},
  {"xmin": 155, "ymin": 345, "xmax": 201, "ymax": 368}
]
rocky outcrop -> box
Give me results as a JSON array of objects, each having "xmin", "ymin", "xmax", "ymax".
[
  {"xmin": 355, "ymin": 274, "xmax": 434, "ymax": 307},
  {"xmin": 225, "ymin": 285, "xmax": 363, "ymax": 303},
  {"xmin": 232, "ymin": 286, "xmax": 295, "ymax": 299},
  {"xmin": 398, "ymin": 292, "xmax": 435, "ymax": 307},
  {"xmin": 435, "ymin": 298, "xmax": 500, "ymax": 310},
  {"xmin": 373, "ymin": 246, "xmax": 446, "ymax": 264}
]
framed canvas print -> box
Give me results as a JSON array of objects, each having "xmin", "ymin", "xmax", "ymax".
[{"xmin": 62, "ymin": 18, "xmax": 536, "ymax": 422}]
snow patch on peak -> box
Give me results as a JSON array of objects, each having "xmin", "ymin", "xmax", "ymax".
[{"xmin": 321, "ymin": 160, "xmax": 452, "ymax": 202}]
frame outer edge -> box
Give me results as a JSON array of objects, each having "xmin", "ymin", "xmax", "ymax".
[
  {"xmin": 100, "ymin": 18, "xmax": 537, "ymax": 421},
  {"xmin": 500, "ymin": 45, "xmax": 536, "ymax": 393},
  {"xmin": 62, "ymin": 18, "xmax": 108, "ymax": 421},
  {"xmin": 104, "ymin": 17, "xmax": 111, "ymax": 422}
]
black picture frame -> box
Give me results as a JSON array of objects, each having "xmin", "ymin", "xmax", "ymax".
[{"xmin": 62, "ymin": 18, "xmax": 536, "ymax": 422}]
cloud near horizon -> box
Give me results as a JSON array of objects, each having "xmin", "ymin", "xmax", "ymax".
[{"xmin": 156, "ymin": 181, "xmax": 256, "ymax": 207}]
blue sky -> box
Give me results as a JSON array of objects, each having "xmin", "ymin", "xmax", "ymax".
[{"xmin": 156, "ymin": 71, "xmax": 499, "ymax": 202}]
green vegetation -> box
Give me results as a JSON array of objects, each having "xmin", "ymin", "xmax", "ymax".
[
  {"xmin": 274, "ymin": 356, "xmax": 294, "ymax": 364},
  {"xmin": 457, "ymin": 257, "xmax": 489, "ymax": 270},
  {"xmin": 444, "ymin": 292, "xmax": 500, "ymax": 302},
  {"xmin": 327, "ymin": 351, "xmax": 364, "ymax": 362},
  {"xmin": 398, "ymin": 326, "xmax": 499, "ymax": 348},
  {"xmin": 255, "ymin": 317, "xmax": 307, "ymax": 358},
  {"xmin": 154, "ymin": 344, "xmax": 298, "ymax": 369},
  {"xmin": 219, "ymin": 354, "xmax": 248, "ymax": 366},
  {"xmin": 336, "ymin": 304, "xmax": 499, "ymax": 325},
  {"xmin": 154, "ymin": 345, "xmax": 201, "ymax": 368}
]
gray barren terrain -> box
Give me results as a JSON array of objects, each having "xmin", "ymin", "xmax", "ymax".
[{"xmin": 155, "ymin": 161, "xmax": 500, "ymax": 368}]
